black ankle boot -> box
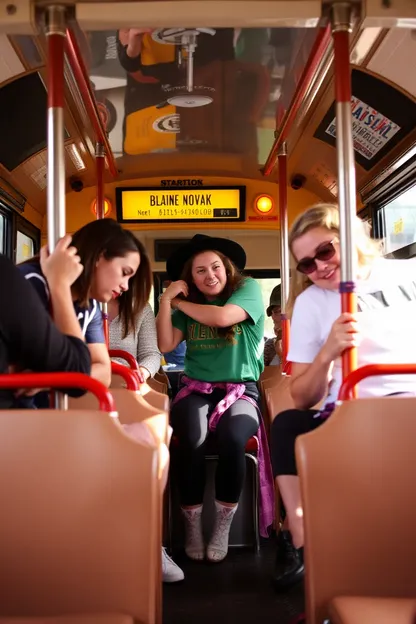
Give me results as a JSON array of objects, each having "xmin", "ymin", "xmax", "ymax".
[{"xmin": 273, "ymin": 530, "xmax": 304, "ymax": 590}]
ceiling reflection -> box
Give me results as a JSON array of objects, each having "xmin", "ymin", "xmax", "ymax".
[{"xmin": 82, "ymin": 27, "xmax": 313, "ymax": 164}]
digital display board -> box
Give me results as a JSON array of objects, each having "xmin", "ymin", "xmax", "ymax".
[{"xmin": 116, "ymin": 186, "xmax": 246, "ymax": 223}]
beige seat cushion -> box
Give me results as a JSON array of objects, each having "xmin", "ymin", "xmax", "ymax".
[{"xmin": 329, "ymin": 596, "xmax": 416, "ymax": 624}]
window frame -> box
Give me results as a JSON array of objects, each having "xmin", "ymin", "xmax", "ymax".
[
  {"xmin": 13, "ymin": 213, "xmax": 40, "ymax": 263},
  {"xmin": 0, "ymin": 202, "xmax": 12, "ymax": 258},
  {"xmin": 0, "ymin": 200, "xmax": 41, "ymax": 262},
  {"xmin": 370, "ymin": 180, "xmax": 416, "ymax": 259}
]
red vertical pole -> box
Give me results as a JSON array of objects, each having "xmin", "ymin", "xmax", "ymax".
[
  {"xmin": 278, "ymin": 143, "xmax": 291, "ymax": 373},
  {"xmin": 95, "ymin": 142, "xmax": 109, "ymax": 347},
  {"xmin": 65, "ymin": 28, "xmax": 118, "ymax": 178},
  {"xmin": 331, "ymin": 3, "xmax": 358, "ymax": 397}
]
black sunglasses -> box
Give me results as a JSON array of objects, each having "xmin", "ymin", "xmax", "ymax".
[{"xmin": 296, "ymin": 240, "xmax": 336, "ymax": 275}]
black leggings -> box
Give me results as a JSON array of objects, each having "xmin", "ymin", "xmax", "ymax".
[
  {"xmin": 270, "ymin": 408, "xmax": 323, "ymax": 477},
  {"xmin": 170, "ymin": 383, "xmax": 260, "ymax": 505},
  {"xmin": 270, "ymin": 391, "xmax": 413, "ymax": 477}
]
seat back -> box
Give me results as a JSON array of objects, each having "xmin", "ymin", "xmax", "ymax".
[
  {"xmin": 68, "ymin": 388, "xmax": 171, "ymax": 467},
  {"xmin": 329, "ymin": 596, "xmax": 416, "ymax": 624},
  {"xmin": 261, "ymin": 374, "xmax": 283, "ymax": 397},
  {"xmin": 154, "ymin": 370, "xmax": 169, "ymax": 388},
  {"xmin": 140, "ymin": 383, "xmax": 170, "ymax": 413},
  {"xmin": 260, "ymin": 365, "xmax": 283, "ymax": 382},
  {"xmin": 258, "ymin": 367, "xmax": 282, "ymax": 432},
  {"xmin": 265, "ymin": 375, "xmax": 294, "ymax": 424},
  {"xmin": 69, "ymin": 388, "xmax": 169, "ymax": 624},
  {"xmin": 110, "ymin": 371, "xmax": 169, "ymax": 410},
  {"xmin": 0, "ymin": 408, "xmax": 160, "ymax": 622},
  {"xmin": 111, "ymin": 372, "xmax": 168, "ymax": 398},
  {"xmin": 296, "ymin": 397, "xmax": 416, "ymax": 624},
  {"xmin": 147, "ymin": 377, "xmax": 168, "ymax": 395}
]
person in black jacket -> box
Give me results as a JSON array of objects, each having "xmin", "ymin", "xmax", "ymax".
[{"xmin": 0, "ymin": 236, "xmax": 91, "ymax": 408}]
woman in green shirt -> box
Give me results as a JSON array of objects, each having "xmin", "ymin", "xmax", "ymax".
[{"xmin": 156, "ymin": 234, "xmax": 273, "ymax": 564}]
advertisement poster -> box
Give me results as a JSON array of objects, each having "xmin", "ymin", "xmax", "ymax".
[
  {"xmin": 313, "ymin": 69, "xmax": 416, "ymax": 171},
  {"xmin": 325, "ymin": 96, "xmax": 401, "ymax": 161}
]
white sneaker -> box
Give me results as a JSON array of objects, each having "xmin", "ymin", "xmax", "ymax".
[{"xmin": 162, "ymin": 547, "xmax": 185, "ymax": 583}]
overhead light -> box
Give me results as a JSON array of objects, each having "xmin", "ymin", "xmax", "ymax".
[
  {"xmin": 66, "ymin": 143, "xmax": 86, "ymax": 171},
  {"xmin": 254, "ymin": 194, "xmax": 274, "ymax": 215},
  {"xmin": 91, "ymin": 198, "xmax": 112, "ymax": 217}
]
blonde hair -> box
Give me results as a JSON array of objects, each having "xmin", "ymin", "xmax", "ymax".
[{"xmin": 286, "ymin": 203, "xmax": 382, "ymax": 316}]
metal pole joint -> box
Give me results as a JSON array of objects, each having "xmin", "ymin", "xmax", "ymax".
[
  {"xmin": 331, "ymin": 2, "xmax": 354, "ymax": 34},
  {"xmin": 95, "ymin": 142, "xmax": 105, "ymax": 159},
  {"xmin": 45, "ymin": 5, "xmax": 66, "ymax": 36},
  {"xmin": 278, "ymin": 142, "xmax": 287, "ymax": 158}
]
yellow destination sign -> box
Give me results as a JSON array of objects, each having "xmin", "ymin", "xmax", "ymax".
[{"xmin": 118, "ymin": 187, "xmax": 243, "ymax": 222}]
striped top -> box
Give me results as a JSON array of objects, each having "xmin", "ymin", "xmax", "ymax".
[{"xmin": 109, "ymin": 303, "xmax": 161, "ymax": 377}]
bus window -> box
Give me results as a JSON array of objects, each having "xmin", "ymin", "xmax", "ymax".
[
  {"xmin": 16, "ymin": 230, "xmax": 34, "ymax": 263},
  {"xmin": 148, "ymin": 284, "xmax": 154, "ymax": 311},
  {"xmin": 381, "ymin": 184, "xmax": 416, "ymax": 255}
]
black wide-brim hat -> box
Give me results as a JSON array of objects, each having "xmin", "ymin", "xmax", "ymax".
[{"xmin": 166, "ymin": 234, "xmax": 246, "ymax": 281}]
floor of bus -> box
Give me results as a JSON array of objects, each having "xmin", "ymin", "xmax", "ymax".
[{"xmin": 163, "ymin": 537, "xmax": 304, "ymax": 623}]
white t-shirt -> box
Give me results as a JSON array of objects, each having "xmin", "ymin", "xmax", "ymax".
[{"xmin": 288, "ymin": 257, "xmax": 416, "ymax": 407}]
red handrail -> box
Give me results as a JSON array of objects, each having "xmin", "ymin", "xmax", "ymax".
[
  {"xmin": 263, "ymin": 24, "xmax": 332, "ymax": 176},
  {"xmin": 0, "ymin": 373, "xmax": 115, "ymax": 412},
  {"xmin": 109, "ymin": 349, "xmax": 139, "ymax": 370},
  {"xmin": 338, "ymin": 364, "xmax": 416, "ymax": 401},
  {"xmin": 111, "ymin": 362, "xmax": 140, "ymax": 391},
  {"xmin": 65, "ymin": 28, "xmax": 118, "ymax": 178}
]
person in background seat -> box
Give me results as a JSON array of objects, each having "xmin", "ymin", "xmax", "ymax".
[
  {"xmin": 163, "ymin": 340, "xmax": 186, "ymax": 399},
  {"xmin": 156, "ymin": 234, "xmax": 274, "ymax": 563},
  {"xmin": 164, "ymin": 340, "xmax": 186, "ymax": 369},
  {"xmin": 108, "ymin": 295, "xmax": 161, "ymax": 383},
  {"xmin": 0, "ymin": 241, "xmax": 91, "ymax": 408},
  {"xmin": 108, "ymin": 294, "xmax": 184, "ymax": 584},
  {"xmin": 271, "ymin": 203, "xmax": 416, "ymax": 589},
  {"xmin": 264, "ymin": 284, "xmax": 282, "ymax": 367}
]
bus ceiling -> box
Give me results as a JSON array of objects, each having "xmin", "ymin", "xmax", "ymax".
[{"xmin": 0, "ymin": 0, "xmax": 414, "ymax": 209}]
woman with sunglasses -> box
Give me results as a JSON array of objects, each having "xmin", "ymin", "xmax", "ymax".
[{"xmin": 270, "ymin": 203, "xmax": 416, "ymax": 589}]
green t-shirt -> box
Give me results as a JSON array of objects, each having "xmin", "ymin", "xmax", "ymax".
[{"xmin": 171, "ymin": 277, "xmax": 265, "ymax": 382}]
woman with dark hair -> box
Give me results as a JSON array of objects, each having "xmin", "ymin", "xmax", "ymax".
[
  {"xmin": 19, "ymin": 218, "xmax": 152, "ymax": 389},
  {"xmin": 0, "ymin": 240, "xmax": 91, "ymax": 408},
  {"xmin": 156, "ymin": 234, "xmax": 273, "ymax": 563},
  {"xmin": 20, "ymin": 222, "xmax": 183, "ymax": 584}
]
